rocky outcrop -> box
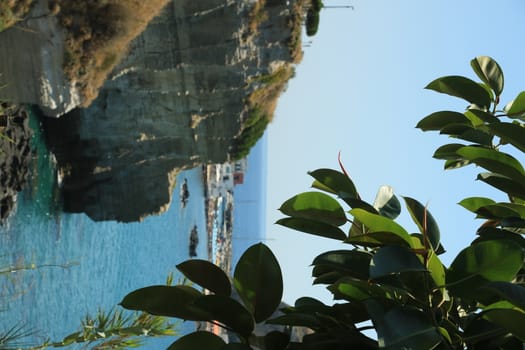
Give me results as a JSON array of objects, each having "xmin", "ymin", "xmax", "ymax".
[
  {"xmin": 0, "ymin": 0, "xmax": 80, "ymax": 116},
  {"xmin": 44, "ymin": 0, "xmax": 304, "ymax": 222}
]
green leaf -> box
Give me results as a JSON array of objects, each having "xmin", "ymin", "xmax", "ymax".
[
  {"xmin": 369, "ymin": 246, "xmax": 427, "ymax": 280},
  {"xmin": 168, "ymin": 331, "xmax": 225, "ymax": 350},
  {"xmin": 482, "ymin": 301, "xmax": 525, "ymax": 341},
  {"xmin": 279, "ymin": 192, "xmax": 347, "ymax": 226},
  {"xmin": 470, "ymin": 56, "xmax": 504, "ymax": 97},
  {"xmin": 366, "ymin": 303, "xmax": 443, "ymax": 349},
  {"xmin": 444, "ymin": 159, "xmax": 471, "ymax": 170},
  {"xmin": 120, "ymin": 285, "xmax": 209, "ymax": 321},
  {"xmin": 176, "ymin": 260, "xmax": 231, "ymax": 296},
  {"xmin": 233, "ymin": 243, "xmax": 283, "ymax": 323},
  {"xmin": 349, "ymin": 208, "xmax": 412, "ymax": 247},
  {"xmin": 332, "ymin": 277, "xmax": 410, "ymax": 303},
  {"xmin": 458, "ymin": 197, "xmax": 496, "ymax": 214},
  {"xmin": 194, "ymin": 295, "xmax": 254, "ymax": 336},
  {"xmin": 477, "ymin": 203, "xmax": 525, "ymax": 220},
  {"xmin": 312, "ymin": 250, "xmax": 372, "ymax": 280},
  {"xmin": 275, "ymin": 217, "xmax": 346, "ymax": 241},
  {"xmin": 477, "ymin": 172, "xmax": 525, "ymax": 200},
  {"xmin": 446, "ymin": 240, "xmax": 524, "ymax": 297},
  {"xmin": 309, "ymin": 168, "xmax": 358, "ymax": 200},
  {"xmin": 466, "ymin": 109, "xmax": 500, "ymax": 124},
  {"xmin": 264, "ymin": 331, "xmax": 289, "ymax": 350},
  {"xmin": 489, "ymin": 122, "xmax": 525, "ymax": 153},
  {"xmin": 481, "ymin": 282, "xmax": 525, "ymax": 310},
  {"xmin": 416, "ymin": 111, "xmax": 470, "ymax": 131},
  {"xmin": 456, "ymin": 146, "xmax": 525, "ymax": 182},
  {"xmin": 433, "ymin": 143, "xmax": 465, "ymax": 160},
  {"xmin": 425, "ymin": 75, "xmax": 492, "ymax": 109},
  {"xmin": 427, "ymin": 252, "xmax": 446, "ymax": 290},
  {"xmin": 373, "ymin": 185, "xmax": 401, "ymax": 219},
  {"xmin": 439, "ymin": 124, "xmax": 492, "ymax": 145},
  {"xmin": 266, "ymin": 313, "xmax": 322, "ymax": 329},
  {"xmin": 403, "ymin": 197, "xmax": 441, "ymax": 251},
  {"xmin": 476, "ymin": 227, "xmax": 525, "ymax": 248},
  {"xmin": 504, "ymin": 91, "xmax": 525, "ymax": 118}
]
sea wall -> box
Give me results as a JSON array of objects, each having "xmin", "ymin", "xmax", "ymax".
[{"xmin": 44, "ymin": 0, "xmax": 303, "ymax": 222}]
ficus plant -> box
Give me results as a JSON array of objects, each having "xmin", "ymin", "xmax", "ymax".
[{"xmin": 120, "ymin": 56, "xmax": 525, "ymax": 349}]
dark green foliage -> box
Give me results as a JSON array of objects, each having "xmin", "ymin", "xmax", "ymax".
[
  {"xmin": 122, "ymin": 56, "xmax": 525, "ymax": 349},
  {"xmin": 305, "ymin": 8, "xmax": 320, "ymax": 36},
  {"xmin": 230, "ymin": 108, "xmax": 269, "ymax": 160}
]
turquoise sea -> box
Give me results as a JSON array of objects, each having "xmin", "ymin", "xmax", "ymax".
[{"xmin": 0, "ymin": 112, "xmax": 206, "ymax": 348}]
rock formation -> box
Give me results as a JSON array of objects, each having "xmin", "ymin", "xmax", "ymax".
[{"xmin": 44, "ymin": 0, "xmax": 305, "ymax": 222}]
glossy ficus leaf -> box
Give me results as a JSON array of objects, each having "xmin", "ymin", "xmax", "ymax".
[
  {"xmin": 264, "ymin": 331, "xmax": 290, "ymax": 350},
  {"xmin": 444, "ymin": 159, "xmax": 471, "ymax": 170},
  {"xmin": 312, "ymin": 271, "xmax": 343, "ymax": 285},
  {"xmin": 366, "ymin": 302, "xmax": 443, "ymax": 350},
  {"xmin": 403, "ymin": 197, "xmax": 441, "ymax": 252},
  {"xmin": 467, "ymin": 108, "xmax": 500, "ymax": 124},
  {"xmin": 308, "ymin": 168, "xmax": 358, "ymax": 200},
  {"xmin": 373, "ymin": 185, "xmax": 401, "ymax": 219},
  {"xmin": 194, "ymin": 295, "xmax": 254, "ymax": 336},
  {"xmin": 233, "ymin": 243, "xmax": 283, "ymax": 323},
  {"xmin": 481, "ymin": 301, "xmax": 525, "ymax": 341},
  {"xmin": 446, "ymin": 240, "xmax": 524, "ymax": 297},
  {"xmin": 349, "ymin": 208, "xmax": 412, "ymax": 247},
  {"xmin": 369, "ymin": 246, "xmax": 426, "ymax": 280},
  {"xmin": 481, "ymin": 282, "xmax": 525, "ymax": 310},
  {"xmin": 176, "ymin": 259, "xmax": 231, "ymax": 296},
  {"xmin": 416, "ymin": 111, "xmax": 470, "ymax": 131},
  {"xmin": 167, "ymin": 331, "xmax": 225, "ymax": 350},
  {"xmin": 470, "ymin": 56, "xmax": 504, "ymax": 97},
  {"xmin": 120, "ymin": 285, "xmax": 209, "ymax": 321},
  {"xmin": 312, "ymin": 250, "xmax": 372, "ymax": 280},
  {"xmin": 504, "ymin": 91, "xmax": 525, "ymax": 118},
  {"xmin": 433, "ymin": 143, "xmax": 465, "ymax": 160},
  {"xmin": 275, "ymin": 217, "xmax": 346, "ymax": 241},
  {"xmin": 425, "ymin": 75, "xmax": 492, "ymax": 109},
  {"xmin": 477, "ymin": 172, "xmax": 525, "ymax": 200},
  {"xmin": 279, "ymin": 192, "xmax": 347, "ymax": 226},
  {"xmin": 345, "ymin": 198, "xmax": 378, "ymax": 214},
  {"xmin": 346, "ymin": 231, "xmax": 412, "ymax": 248},
  {"xmin": 477, "ymin": 203, "xmax": 525, "ymax": 220},
  {"xmin": 489, "ymin": 122, "xmax": 525, "ymax": 153},
  {"xmin": 458, "ymin": 197, "xmax": 496, "ymax": 214},
  {"xmin": 456, "ymin": 146, "xmax": 525, "ymax": 182},
  {"xmin": 332, "ymin": 277, "xmax": 410, "ymax": 303},
  {"xmin": 427, "ymin": 251, "xmax": 446, "ymax": 290},
  {"xmin": 439, "ymin": 124, "xmax": 493, "ymax": 145},
  {"xmin": 476, "ymin": 227, "xmax": 525, "ymax": 248}
]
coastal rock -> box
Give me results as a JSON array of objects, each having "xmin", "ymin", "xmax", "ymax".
[
  {"xmin": 44, "ymin": 0, "xmax": 304, "ymax": 222},
  {"xmin": 0, "ymin": 0, "xmax": 80, "ymax": 116}
]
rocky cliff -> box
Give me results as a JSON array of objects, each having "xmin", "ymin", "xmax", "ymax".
[{"xmin": 44, "ymin": 0, "xmax": 305, "ymax": 222}]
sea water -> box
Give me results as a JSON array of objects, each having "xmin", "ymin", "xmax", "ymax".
[{"xmin": 0, "ymin": 114, "xmax": 205, "ymax": 348}]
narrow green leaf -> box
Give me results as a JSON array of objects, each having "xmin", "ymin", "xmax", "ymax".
[
  {"xmin": 477, "ymin": 203, "xmax": 525, "ymax": 220},
  {"xmin": 416, "ymin": 111, "xmax": 470, "ymax": 131},
  {"xmin": 373, "ymin": 185, "xmax": 401, "ymax": 219},
  {"xmin": 176, "ymin": 260, "xmax": 231, "ymax": 296},
  {"xmin": 446, "ymin": 240, "xmax": 524, "ymax": 297},
  {"xmin": 194, "ymin": 295, "xmax": 254, "ymax": 336},
  {"xmin": 489, "ymin": 122, "xmax": 525, "ymax": 153},
  {"xmin": 478, "ymin": 172, "xmax": 525, "ymax": 200},
  {"xmin": 439, "ymin": 124, "xmax": 492, "ymax": 145},
  {"xmin": 309, "ymin": 168, "xmax": 358, "ymax": 199},
  {"xmin": 458, "ymin": 197, "xmax": 496, "ymax": 214},
  {"xmin": 504, "ymin": 91, "xmax": 525, "ymax": 117},
  {"xmin": 425, "ymin": 75, "xmax": 492, "ymax": 109},
  {"xmin": 403, "ymin": 197, "xmax": 441, "ymax": 251},
  {"xmin": 369, "ymin": 246, "xmax": 427, "ymax": 280},
  {"xmin": 233, "ymin": 243, "xmax": 283, "ymax": 323},
  {"xmin": 120, "ymin": 285, "xmax": 209, "ymax": 321},
  {"xmin": 312, "ymin": 250, "xmax": 372, "ymax": 280},
  {"xmin": 349, "ymin": 208, "xmax": 412, "ymax": 247},
  {"xmin": 275, "ymin": 217, "xmax": 346, "ymax": 241},
  {"xmin": 168, "ymin": 331, "xmax": 225, "ymax": 350},
  {"xmin": 279, "ymin": 192, "xmax": 347, "ymax": 226},
  {"xmin": 466, "ymin": 109, "xmax": 500, "ymax": 124},
  {"xmin": 470, "ymin": 56, "xmax": 504, "ymax": 96}
]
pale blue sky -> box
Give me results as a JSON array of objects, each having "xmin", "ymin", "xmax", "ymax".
[{"xmin": 262, "ymin": 0, "xmax": 525, "ymax": 304}]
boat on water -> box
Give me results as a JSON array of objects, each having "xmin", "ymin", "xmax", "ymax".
[
  {"xmin": 180, "ymin": 178, "xmax": 190, "ymax": 208},
  {"xmin": 189, "ymin": 224, "xmax": 198, "ymax": 257}
]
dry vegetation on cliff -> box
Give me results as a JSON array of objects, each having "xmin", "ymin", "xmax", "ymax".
[
  {"xmin": 53, "ymin": 0, "xmax": 170, "ymax": 106},
  {"xmin": 0, "ymin": 0, "xmax": 34, "ymax": 32}
]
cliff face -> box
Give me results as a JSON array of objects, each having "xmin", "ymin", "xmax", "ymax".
[{"xmin": 44, "ymin": 0, "xmax": 303, "ymax": 222}]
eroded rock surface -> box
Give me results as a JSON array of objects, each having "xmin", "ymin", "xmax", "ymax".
[{"xmin": 45, "ymin": 0, "xmax": 303, "ymax": 222}]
